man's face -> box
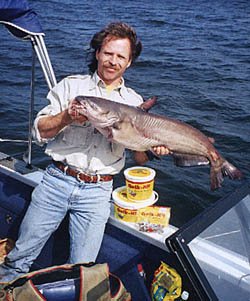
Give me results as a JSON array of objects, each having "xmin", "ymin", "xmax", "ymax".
[{"xmin": 96, "ymin": 37, "xmax": 132, "ymax": 86}]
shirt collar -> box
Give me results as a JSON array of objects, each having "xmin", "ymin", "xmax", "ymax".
[
  {"xmin": 89, "ymin": 72, "xmax": 126, "ymax": 98},
  {"xmin": 88, "ymin": 72, "xmax": 99, "ymax": 91}
]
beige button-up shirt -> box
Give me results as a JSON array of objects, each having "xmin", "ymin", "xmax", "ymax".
[{"xmin": 33, "ymin": 72, "xmax": 143, "ymax": 175}]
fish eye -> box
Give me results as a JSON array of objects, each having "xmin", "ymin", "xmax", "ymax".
[{"xmin": 90, "ymin": 102, "xmax": 98, "ymax": 110}]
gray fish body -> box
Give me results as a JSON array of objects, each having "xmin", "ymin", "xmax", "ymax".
[{"xmin": 75, "ymin": 96, "xmax": 242, "ymax": 190}]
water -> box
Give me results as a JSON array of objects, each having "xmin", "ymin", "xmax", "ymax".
[{"xmin": 0, "ymin": 0, "xmax": 249, "ymax": 226}]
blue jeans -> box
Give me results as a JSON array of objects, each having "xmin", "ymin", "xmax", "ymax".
[{"xmin": 0, "ymin": 164, "xmax": 112, "ymax": 282}]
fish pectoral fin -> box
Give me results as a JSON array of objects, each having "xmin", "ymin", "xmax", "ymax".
[{"xmin": 173, "ymin": 153, "xmax": 210, "ymax": 167}]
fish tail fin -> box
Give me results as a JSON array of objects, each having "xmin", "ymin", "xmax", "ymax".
[
  {"xmin": 210, "ymin": 159, "xmax": 243, "ymax": 190},
  {"xmin": 221, "ymin": 160, "xmax": 243, "ymax": 179},
  {"xmin": 210, "ymin": 164, "xmax": 224, "ymax": 191}
]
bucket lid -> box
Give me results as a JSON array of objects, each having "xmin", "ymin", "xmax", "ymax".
[
  {"xmin": 124, "ymin": 166, "xmax": 156, "ymax": 183},
  {"xmin": 112, "ymin": 186, "xmax": 158, "ymax": 209}
]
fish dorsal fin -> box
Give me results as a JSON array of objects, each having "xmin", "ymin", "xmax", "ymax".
[
  {"xmin": 208, "ymin": 137, "xmax": 215, "ymax": 144},
  {"xmin": 139, "ymin": 96, "xmax": 157, "ymax": 112},
  {"xmin": 173, "ymin": 153, "xmax": 209, "ymax": 167}
]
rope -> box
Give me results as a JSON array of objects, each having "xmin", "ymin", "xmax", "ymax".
[{"xmin": 0, "ymin": 138, "xmax": 34, "ymax": 143}]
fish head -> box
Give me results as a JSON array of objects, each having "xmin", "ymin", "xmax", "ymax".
[{"xmin": 74, "ymin": 96, "xmax": 119, "ymax": 127}]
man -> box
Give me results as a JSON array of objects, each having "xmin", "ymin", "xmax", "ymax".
[{"xmin": 0, "ymin": 22, "xmax": 168, "ymax": 282}]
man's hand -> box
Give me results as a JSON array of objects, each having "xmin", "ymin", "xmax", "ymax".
[
  {"xmin": 134, "ymin": 146, "xmax": 170, "ymax": 165},
  {"xmin": 152, "ymin": 145, "xmax": 170, "ymax": 156},
  {"xmin": 68, "ymin": 99, "xmax": 87, "ymax": 124},
  {"xmin": 38, "ymin": 99, "xmax": 88, "ymax": 139}
]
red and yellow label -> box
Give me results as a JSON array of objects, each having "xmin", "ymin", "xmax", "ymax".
[{"xmin": 126, "ymin": 179, "xmax": 154, "ymax": 201}]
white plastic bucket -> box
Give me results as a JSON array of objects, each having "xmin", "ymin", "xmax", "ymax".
[
  {"xmin": 112, "ymin": 186, "xmax": 158, "ymax": 223},
  {"xmin": 124, "ymin": 166, "xmax": 156, "ymax": 202}
]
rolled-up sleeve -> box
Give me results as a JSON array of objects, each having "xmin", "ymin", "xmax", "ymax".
[
  {"xmin": 32, "ymin": 115, "xmax": 49, "ymax": 144},
  {"xmin": 32, "ymin": 78, "xmax": 70, "ymax": 144}
]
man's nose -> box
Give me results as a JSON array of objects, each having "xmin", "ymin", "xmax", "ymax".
[{"xmin": 109, "ymin": 55, "xmax": 118, "ymax": 65}]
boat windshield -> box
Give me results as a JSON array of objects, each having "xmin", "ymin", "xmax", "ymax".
[
  {"xmin": 189, "ymin": 193, "xmax": 250, "ymax": 300},
  {"xmin": 167, "ymin": 183, "xmax": 250, "ymax": 301}
]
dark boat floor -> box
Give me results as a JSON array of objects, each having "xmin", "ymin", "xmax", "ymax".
[
  {"xmin": 35, "ymin": 222, "xmax": 189, "ymax": 301},
  {"xmin": 0, "ymin": 158, "xmax": 198, "ymax": 300}
]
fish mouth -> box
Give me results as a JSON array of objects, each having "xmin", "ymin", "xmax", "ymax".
[{"xmin": 90, "ymin": 115, "xmax": 118, "ymax": 128}]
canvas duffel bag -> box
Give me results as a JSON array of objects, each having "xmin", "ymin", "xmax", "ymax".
[{"xmin": 0, "ymin": 262, "xmax": 131, "ymax": 301}]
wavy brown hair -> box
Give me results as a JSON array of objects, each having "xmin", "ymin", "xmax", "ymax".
[{"xmin": 88, "ymin": 22, "xmax": 142, "ymax": 73}]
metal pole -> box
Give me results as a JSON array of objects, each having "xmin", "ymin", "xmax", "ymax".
[
  {"xmin": 25, "ymin": 46, "xmax": 36, "ymax": 167},
  {"xmin": 24, "ymin": 35, "xmax": 57, "ymax": 166},
  {"xmin": 30, "ymin": 36, "xmax": 53, "ymax": 90},
  {"xmin": 37, "ymin": 35, "xmax": 57, "ymax": 87}
]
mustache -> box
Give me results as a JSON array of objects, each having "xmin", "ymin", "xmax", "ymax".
[{"xmin": 104, "ymin": 62, "xmax": 119, "ymax": 70}]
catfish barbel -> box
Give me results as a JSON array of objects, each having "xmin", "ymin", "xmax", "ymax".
[{"xmin": 75, "ymin": 95, "xmax": 242, "ymax": 190}]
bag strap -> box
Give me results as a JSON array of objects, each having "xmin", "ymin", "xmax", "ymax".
[
  {"xmin": 0, "ymin": 280, "xmax": 45, "ymax": 301},
  {"xmin": 79, "ymin": 264, "xmax": 111, "ymax": 301},
  {"xmin": 110, "ymin": 274, "xmax": 131, "ymax": 301},
  {"xmin": 12, "ymin": 281, "xmax": 45, "ymax": 301}
]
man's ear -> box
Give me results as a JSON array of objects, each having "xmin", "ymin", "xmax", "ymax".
[
  {"xmin": 126, "ymin": 60, "xmax": 132, "ymax": 68},
  {"xmin": 95, "ymin": 50, "xmax": 100, "ymax": 61}
]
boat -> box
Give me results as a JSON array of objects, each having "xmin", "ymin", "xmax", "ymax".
[{"xmin": 0, "ymin": 1, "xmax": 249, "ymax": 300}]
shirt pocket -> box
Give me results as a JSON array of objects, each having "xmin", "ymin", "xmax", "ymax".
[{"xmin": 62, "ymin": 123, "xmax": 93, "ymax": 148}]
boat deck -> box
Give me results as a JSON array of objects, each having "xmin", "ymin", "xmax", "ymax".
[{"xmin": 1, "ymin": 153, "xmax": 250, "ymax": 300}]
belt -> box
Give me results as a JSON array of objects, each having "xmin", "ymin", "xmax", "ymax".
[{"xmin": 52, "ymin": 161, "xmax": 113, "ymax": 183}]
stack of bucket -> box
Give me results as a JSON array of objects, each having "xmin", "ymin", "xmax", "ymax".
[{"xmin": 112, "ymin": 166, "xmax": 158, "ymax": 223}]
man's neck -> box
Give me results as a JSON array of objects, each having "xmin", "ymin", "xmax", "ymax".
[{"xmin": 96, "ymin": 72, "xmax": 123, "ymax": 89}]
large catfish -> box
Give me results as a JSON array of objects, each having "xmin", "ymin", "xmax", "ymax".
[{"xmin": 75, "ymin": 95, "xmax": 242, "ymax": 190}]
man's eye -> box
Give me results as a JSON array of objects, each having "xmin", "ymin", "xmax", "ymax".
[{"xmin": 118, "ymin": 55, "xmax": 126, "ymax": 60}]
